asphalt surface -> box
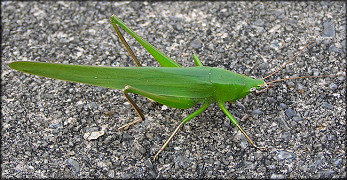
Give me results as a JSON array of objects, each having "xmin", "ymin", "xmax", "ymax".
[{"xmin": 1, "ymin": 1, "xmax": 346, "ymax": 178}]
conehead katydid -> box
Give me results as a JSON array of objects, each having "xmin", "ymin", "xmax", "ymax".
[{"xmin": 9, "ymin": 15, "xmax": 343, "ymax": 161}]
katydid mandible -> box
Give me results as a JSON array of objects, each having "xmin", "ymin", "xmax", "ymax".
[{"xmin": 9, "ymin": 15, "xmax": 340, "ymax": 161}]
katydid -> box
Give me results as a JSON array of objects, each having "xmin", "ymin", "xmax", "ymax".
[{"xmin": 9, "ymin": 15, "xmax": 341, "ymax": 161}]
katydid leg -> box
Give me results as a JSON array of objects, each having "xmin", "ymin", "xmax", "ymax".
[
  {"xmin": 111, "ymin": 19, "xmax": 142, "ymax": 67},
  {"xmin": 110, "ymin": 15, "xmax": 181, "ymax": 68},
  {"xmin": 217, "ymin": 101, "xmax": 266, "ymax": 150},
  {"xmin": 118, "ymin": 86, "xmax": 146, "ymax": 130},
  {"xmin": 118, "ymin": 84, "xmax": 199, "ymax": 130},
  {"xmin": 121, "ymin": 85, "xmax": 198, "ymax": 109},
  {"xmin": 153, "ymin": 103, "xmax": 210, "ymax": 161},
  {"xmin": 193, "ymin": 54, "xmax": 203, "ymax": 66}
]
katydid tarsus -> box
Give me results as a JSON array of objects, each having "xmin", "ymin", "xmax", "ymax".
[{"xmin": 9, "ymin": 15, "xmax": 343, "ymax": 161}]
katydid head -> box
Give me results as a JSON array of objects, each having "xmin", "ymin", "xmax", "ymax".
[
  {"xmin": 246, "ymin": 78, "xmax": 265, "ymax": 93},
  {"xmin": 212, "ymin": 68, "xmax": 265, "ymax": 103},
  {"xmin": 245, "ymin": 78, "xmax": 268, "ymax": 96},
  {"xmin": 233, "ymin": 77, "xmax": 265, "ymax": 101}
]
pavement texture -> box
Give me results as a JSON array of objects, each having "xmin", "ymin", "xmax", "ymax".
[{"xmin": 1, "ymin": 1, "xmax": 346, "ymax": 178}]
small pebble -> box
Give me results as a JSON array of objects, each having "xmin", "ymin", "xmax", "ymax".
[
  {"xmin": 276, "ymin": 150, "xmax": 295, "ymax": 160},
  {"xmin": 66, "ymin": 158, "xmax": 80, "ymax": 173},
  {"xmin": 329, "ymin": 83, "xmax": 337, "ymax": 91},
  {"xmin": 190, "ymin": 39, "xmax": 202, "ymax": 49},
  {"xmin": 280, "ymin": 103, "xmax": 287, "ymax": 110},
  {"xmin": 252, "ymin": 109, "xmax": 262, "ymax": 115},
  {"xmin": 285, "ymin": 108, "xmax": 296, "ymax": 119},
  {"xmin": 321, "ymin": 102, "xmax": 333, "ymax": 110},
  {"xmin": 83, "ymin": 130, "xmax": 105, "ymax": 140}
]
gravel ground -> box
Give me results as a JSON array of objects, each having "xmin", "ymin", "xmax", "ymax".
[{"xmin": 1, "ymin": 1, "xmax": 346, "ymax": 178}]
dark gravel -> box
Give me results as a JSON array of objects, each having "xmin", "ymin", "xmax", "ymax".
[{"xmin": 1, "ymin": 1, "xmax": 345, "ymax": 178}]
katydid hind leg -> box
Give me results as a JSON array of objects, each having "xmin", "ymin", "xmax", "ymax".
[
  {"xmin": 217, "ymin": 102, "xmax": 266, "ymax": 150},
  {"xmin": 110, "ymin": 15, "xmax": 181, "ymax": 68},
  {"xmin": 122, "ymin": 85, "xmax": 198, "ymax": 109},
  {"xmin": 153, "ymin": 103, "xmax": 210, "ymax": 161},
  {"xmin": 118, "ymin": 84, "xmax": 197, "ymax": 130},
  {"xmin": 111, "ymin": 19, "xmax": 142, "ymax": 67},
  {"xmin": 118, "ymin": 86, "xmax": 146, "ymax": 131}
]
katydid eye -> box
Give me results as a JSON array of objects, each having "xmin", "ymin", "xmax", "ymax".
[{"xmin": 250, "ymin": 87, "xmax": 256, "ymax": 92}]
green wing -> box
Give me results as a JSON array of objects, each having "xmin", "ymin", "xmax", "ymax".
[{"xmin": 9, "ymin": 61, "xmax": 213, "ymax": 99}]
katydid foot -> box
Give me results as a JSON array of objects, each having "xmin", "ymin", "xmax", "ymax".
[
  {"xmin": 118, "ymin": 118, "xmax": 143, "ymax": 131},
  {"xmin": 239, "ymin": 114, "xmax": 267, "ymax": 151},
  {"xmin": 118, "ymin": 85, "xmax": 146, "ymax": 131}
]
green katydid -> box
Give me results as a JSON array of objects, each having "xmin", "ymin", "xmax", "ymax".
[{"xmin": 9, "ymin": 15, "xmax": 340, "ymax": 161}]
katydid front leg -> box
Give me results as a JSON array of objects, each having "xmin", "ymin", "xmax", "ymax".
[{"xmin": 217, "ymin": 101, "xmax": 266, "ymax": 150}]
